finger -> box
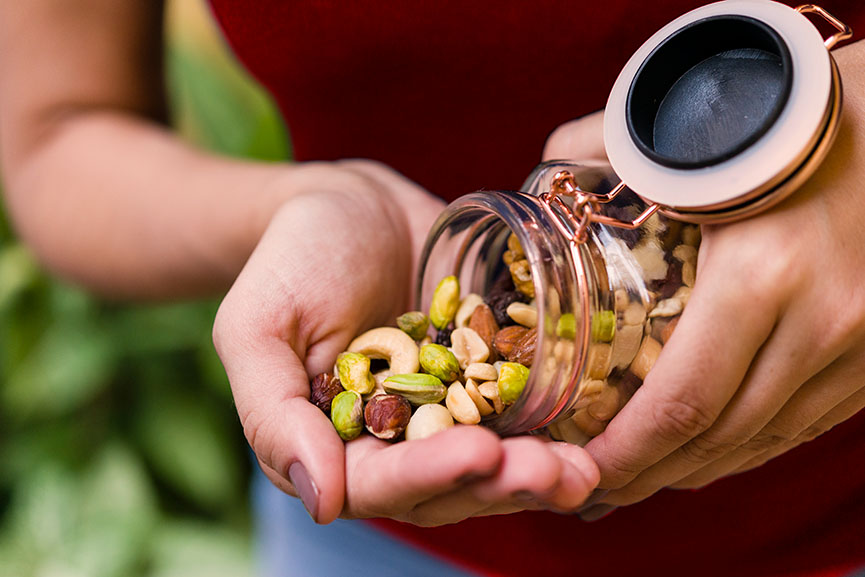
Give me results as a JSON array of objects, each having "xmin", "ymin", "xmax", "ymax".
[
  {"xmin": 344, "ymin": 425, "xmax": 503, "ymax": 519},
  {"xmin": 585, "ymin": 259, "xmax": 778, "ymax": 490},
  {"xmin": 730, "ymin": 386, "xmax": 865, "ymax": 476},
  {"xmin": 601, "ymin": 299, "xmax": 839, "ymax": 505},
  {"xmin": 402, "ymin": 439, "xmax": 598, "ymax": 526},
  {"xmin": 543, "ymin": 110, "xmax": 606, "ymax": 162},
  {"xmin": 214, "ymin": 290, "xmax": 346, "ymax": 524},
  {"xmin": 673, "ymin": 354, "xmax": 865, "ymax": 488}
]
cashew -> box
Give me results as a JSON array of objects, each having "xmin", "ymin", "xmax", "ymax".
[
  {"xmin": 348, "ymin": 327, "xmax": 420, "ymax": 374},
  {"xmin": 455, "ymin": 293, "xmax": 484, "ymax": 328},
  {"xmin": 446, "ymin": 381, "xmax": 482, "ymax": 424}
]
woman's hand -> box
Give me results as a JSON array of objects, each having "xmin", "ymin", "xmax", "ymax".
[
  {"xmin": 544, "ymin": 41, "xmax": 865, "ymax": 516},
  {"xmin": 213, "ymin": 160, "xmax": 599, "ymax": 525}
]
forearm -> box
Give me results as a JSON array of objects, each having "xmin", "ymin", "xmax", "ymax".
[{"xmin": 3, "ymin": 109, "xmax": 293, "ymax": 298}]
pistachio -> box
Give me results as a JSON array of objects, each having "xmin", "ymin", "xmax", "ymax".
[
  {"xmin": 591, "ymin": 310, "xmax": 616, "ymax": 342},
  {"xmin": 383, "ymin": 373, "xmax": 447, "ymax": 405},
  {"xmin": 506, "ymin": 302, "xmax": 537, "ymax": 328},
  {"xmin": 418, "ymin": 343, "xmax": 461, "ymax": 382},
  {"xmin": 310, "ymin": 372, "xmax": 343, "ymax": 414},
  {"xmin": 405, "ymin": 403, "xmax": 454, "ymax": 441},
  {"xmin": 330, "ymin": 390, "xmax": 364, "ymax": 441},
  {"xmin": 336, "ymin": 352, "xmax": 376, "ymax": 395},
  {"xmin": 454, "ymin": 293, "xmax": 484, "ymax": 328},
  {"xmin": 478, "ymin": 380, "xmax": 505, "ymax": 414},
  {"xmin": 348, "ymin": 327, "xmax": 420, "ymax": 374},
  {"xmin": 397, "ymin": 311, "xmax": 430, "ymax": 341},
  {"xmin": 364, "ymin": 394, "xmax": 412, "ymax": 440},
  {"xmin": 450, "ymin": 326, "xmax": 490, "ymax": 369},
  {"xmin": 464, "ymin": 378, "xmax": 494, "ymax": 416},
  {"xmin": 446, "ymin": 382, "xmax": 482, "ymax": 425},
  {"xmin": 497, "ymin": 361, "xmax": 529, "ymax": 405},
  {"xmin": 429, "ymin": 275, "xmax": 460, "ymax": 330},
  {"xmin": 464, "ymin": 362, "xmax": 498, "ymax": 382},
  {"xmin": 556, "ymin": 313, "xmax": 577, "ymax": 340}
]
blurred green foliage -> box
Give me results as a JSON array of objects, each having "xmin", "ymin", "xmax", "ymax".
[{"xmin": 0, "ymin": 2, "xmax": 290, "ymax": 576}]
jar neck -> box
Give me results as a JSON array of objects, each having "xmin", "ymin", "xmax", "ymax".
[{"xmin": 418, "ymin": 189, "xmax": 603, "ymax": 435}]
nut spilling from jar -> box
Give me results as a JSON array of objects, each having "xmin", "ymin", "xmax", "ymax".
[{"xmin": 311, "ymin": 211, "xmax": 700, "ymax": 445}]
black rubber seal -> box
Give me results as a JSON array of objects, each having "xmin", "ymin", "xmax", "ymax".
[{"xmin": 626, "ymin": 15, "xmax": 793, "ymax": 169}]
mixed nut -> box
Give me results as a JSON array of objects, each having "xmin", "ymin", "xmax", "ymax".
[
  {"xmin": 310, "ymin": 209, "xmax": 701, "ymax": 446},
  {"xmin": 309, "ymin": 262, "xmax": 537, "ymax": 442}
]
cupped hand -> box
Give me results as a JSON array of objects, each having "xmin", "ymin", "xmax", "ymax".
[
  {"xmin": 544, "ymin": 41, "xmax": 865, "ymax": 513},
  {"xmin": 213, "ymin": 160, "xmax": 599, "ymax": 525}
]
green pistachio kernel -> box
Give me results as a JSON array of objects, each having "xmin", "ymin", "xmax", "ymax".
[
  {"xmin": 556, "ymin": 313, "xmax": 577, "ymax": 340},
  {"xmin": 497, "ymin": 362, "xmax": 530, "ymax": 405},
  {"xmin": 418, "ymin": 343, "xmax": 461, "ymax": 382},
  {"xmin": 330, "ymin": 390, "xmax": 364, "ymax": 441},
  {"xmin": 336, "ymin": 352, "xmax": 376, "ymax": 395},
  {"xmin": 397, "ymin": 311, "xmax": 430, "ymax": 341},
  {"xmin": 429, "ymin": 275, "xmax": 460, "ymax": 330},
  {"xmin": 591, "ymin": 310, "xmax": 616, "ymax": 342},
  {"xmin": 383, "ymin": 373, "xmax": 447, "ymax": 405}
]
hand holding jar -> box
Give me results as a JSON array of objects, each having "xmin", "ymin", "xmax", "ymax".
[
  {"xmin": 544, "ymin": 39, "xmax": 865, "ymax": 518},
  {"xmin": 213, "ymin": 160, "xmax": 599, "ymax": 526}
]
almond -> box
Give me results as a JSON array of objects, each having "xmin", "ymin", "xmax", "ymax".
[
  {"xmin": 468, "ymin": 303, "xmax": 499, "ymax": 359},
  {"xmin": 493, "ymin": 325, "xmax": 528, "ymax": 360}
]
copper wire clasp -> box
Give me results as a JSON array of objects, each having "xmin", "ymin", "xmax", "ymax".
[
  {"xmin": 538, "ymin": 170, "xmax": 659, "ymax": 245},
  {"xmin": 796, "ymin": 4, "xmax": 852, "ymax": 50}
]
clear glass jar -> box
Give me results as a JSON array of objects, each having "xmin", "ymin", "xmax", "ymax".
[{"xmin": 417, "ymin": 161, "xmax": 699, "ymax": 445}]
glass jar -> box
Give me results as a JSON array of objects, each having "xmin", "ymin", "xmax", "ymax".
[{"xmin": 417, "ymin": 161, "xmax": 699, "ymax": 445}]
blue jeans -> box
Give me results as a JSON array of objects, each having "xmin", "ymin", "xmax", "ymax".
[{"xmin": 252, "ymin": 466, "xmax": 480, "ymax": 577}]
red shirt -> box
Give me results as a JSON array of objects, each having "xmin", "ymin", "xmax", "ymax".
[{"xmin": 208, "ymin": 1, "xmax": 865, "ymax": 575}]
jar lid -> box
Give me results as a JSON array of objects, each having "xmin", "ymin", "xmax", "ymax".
[{"xmin": 604, "ymin": 0, "xmax": 849, "ymax": 222}]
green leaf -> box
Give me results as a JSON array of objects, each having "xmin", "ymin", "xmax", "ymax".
[
  {"xmin": 134, "ymin": 383, "xmax": 242, "ymax": 511},
  {"xmin": 150, "ymin": 519, "xmax": 253, "ymax": 577},
  {"xmin": 2, "ymin": 316, "xmax": 116, "ymax": 420}
]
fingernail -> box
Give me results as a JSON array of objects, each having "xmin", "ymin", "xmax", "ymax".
[
  {"xmin": 456, "ymin": 473, "xmax": 486, "ymax": 484},
  {"xmin": 289, "ymin": 462, "xmax": 320, "ymax": 523},
  {"xmin": 578, "ymin": 503, "xmax": 618, "ymax": 522},
  {"xmin": 579, "ymin": 488, "xmax": 609, "ymax": 510},
  {"xmin": 512, "ymin": 490, "xmax": 536, "ymax": 502}
]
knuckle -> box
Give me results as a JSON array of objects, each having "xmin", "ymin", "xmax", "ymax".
[
  {"xmin": 742, "ymin": 430, "xmax": 792, "ymax": 452},
  {"xmin": 651, "ymin": 393, "xmax": 717, "ymax": 442},
  {"xmin": 599, "ymin": 453, "xmax": 645, "ymax": 489},
  {"xmin": 677, "ymin": 433, "xmax": 740, "ymax": 464}
]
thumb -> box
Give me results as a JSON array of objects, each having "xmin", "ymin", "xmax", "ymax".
[
  {"xmin": 543, "ymin": 109, "xmax": 606, "ymax": 162},
  {"xmin": 213, "ymin": 287, "xmax": 346, "ymax": 525}
]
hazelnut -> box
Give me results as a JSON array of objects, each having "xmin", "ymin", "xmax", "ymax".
[
  {"xmin": 364, "ymin": 394, "xmax": 412, "ymax": 440},
  {"xmin": 310, "ymin": 372, "xmax": 343, "ymax": 414}
]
